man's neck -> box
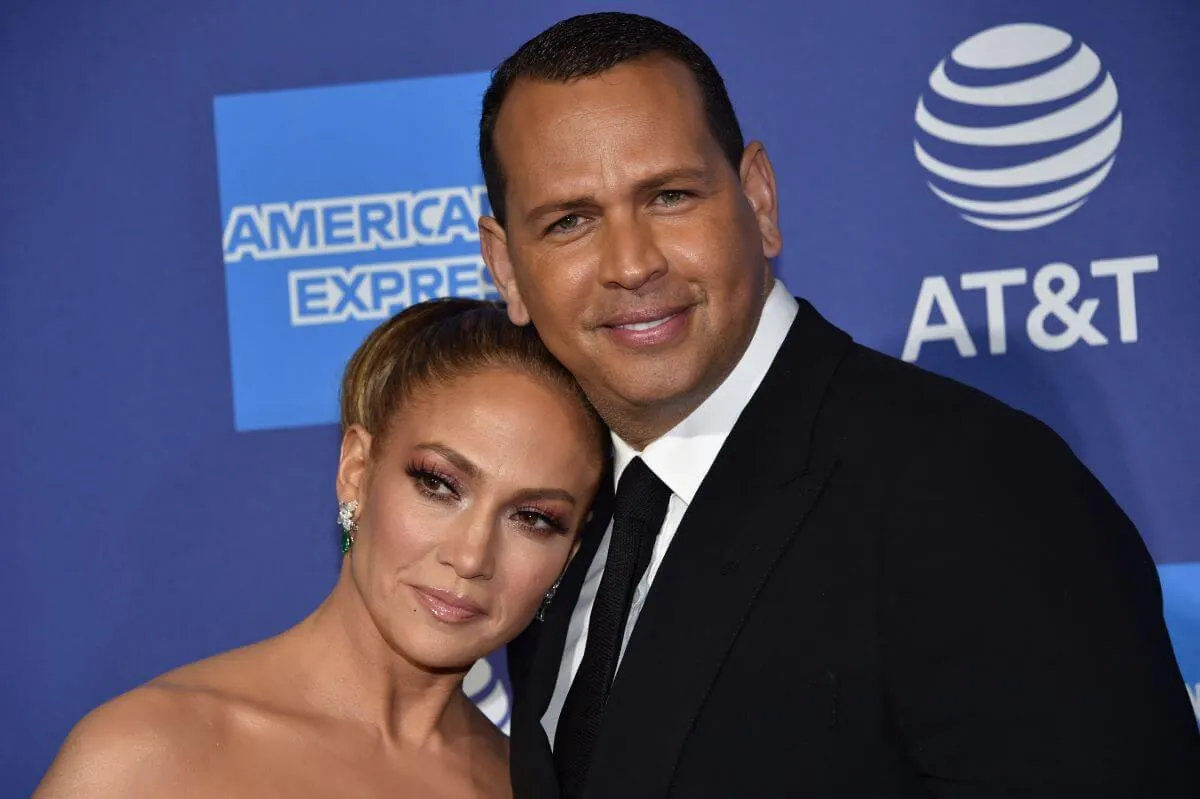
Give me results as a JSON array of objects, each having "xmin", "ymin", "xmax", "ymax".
[{"xmin": 604, "ymin": 394, "xmax": 704, "ymax": 451}]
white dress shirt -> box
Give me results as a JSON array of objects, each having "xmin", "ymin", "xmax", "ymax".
[{"xmin": 541, "ymin": 279, "xmax": 799, "ymax": 744}]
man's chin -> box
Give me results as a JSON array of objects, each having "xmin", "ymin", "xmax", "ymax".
[{"xmin": 602, "ymin": 371, "xmax": 705, "ymax": 414}]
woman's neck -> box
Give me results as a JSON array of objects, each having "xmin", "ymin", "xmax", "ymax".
[{"xmin": 288, "ymin": 566, "xmax": 474, "ymax": 749}]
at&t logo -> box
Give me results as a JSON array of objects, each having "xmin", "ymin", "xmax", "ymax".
[
  {"xmin": 914, "ymin": 23, "xmax": 1121, "ymax": 231},
  {"xmin": 902, "ymin": 256, "xmax": 1157, "ymax": 362},
  {"xmin": 465, "ymin": 656, "xmax": 511, "ymax": 735},
  {"xmin": 903, "ymin": 23, "xmax": 1160, "ymax": 364}
]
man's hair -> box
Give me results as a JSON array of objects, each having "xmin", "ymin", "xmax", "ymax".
[
  {"xmin": 340, "ymin": 297, "xmax": 607, "ymax": 456},
  {"xmin": 479, "ymin": 11, "xmax": 745, "ymax": 227}
]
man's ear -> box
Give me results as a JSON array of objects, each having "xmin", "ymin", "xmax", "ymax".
[
  {"xmin": 336, "ymin": 424, "xmax": 372, "ymax": 506},
  {"xmin": 479, "ymin": 216, "xmax": 532, "ymax": 326},
  {"xmin": 739, "ymin": 141, "xmax": 783, "ymax": 259}
]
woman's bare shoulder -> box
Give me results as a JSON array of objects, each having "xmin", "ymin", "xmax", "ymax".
[
  {"xmin": 31, "ymin": 680, "xmax": 218, "ymax": 797},
  {"xmin": 33, "ymin": 643, "xmax": 282, "ymax": 798}
]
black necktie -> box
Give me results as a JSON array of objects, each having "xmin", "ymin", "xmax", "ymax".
[{"xmin": 554, "ymin": 457, "xmax": 671, "ymax": 798}]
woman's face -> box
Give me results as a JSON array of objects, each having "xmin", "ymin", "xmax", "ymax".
[{"xmin": 337, "ymin": 368, "xmax": 604, "ymax": 672}]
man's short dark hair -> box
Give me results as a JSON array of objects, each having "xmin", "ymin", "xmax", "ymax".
[{"xmin": 479, "ymin": 12, "xmax": 746, "ymax": 227}]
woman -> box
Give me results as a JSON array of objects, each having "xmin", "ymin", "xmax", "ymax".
[{"xmin": 34, "ymin": 298, "xmax": 608, "ymax": 798}]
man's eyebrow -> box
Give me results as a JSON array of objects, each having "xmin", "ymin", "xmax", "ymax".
[
  {"xmin": 523, "ymin": 166, "xmax": 714, "ymax": 225},
  {"xmin": 525, "ymin": 195, "xmax": 598, "ymax": 225},
  {"xmin": 632, "ymin": 166, "xmax": 713, "ymax": 193}
]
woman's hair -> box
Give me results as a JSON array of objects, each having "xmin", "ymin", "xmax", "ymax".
[{"xmin": 340, "ymin": 298, "xmax": 608, "ymax": 456}]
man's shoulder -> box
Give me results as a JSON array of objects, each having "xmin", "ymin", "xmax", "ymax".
[
  {"xmin": 817, "ymin": 340, "xmax": 1066, "ymax": 462},
  {"xmin": 837, "ymin": 341, "xmax": 1007, "ymax": 415}
]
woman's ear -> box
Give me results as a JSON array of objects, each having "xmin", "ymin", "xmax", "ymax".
[{"xmin": 336, "ymin": 424, "xmax": 373, "ymax": 504}]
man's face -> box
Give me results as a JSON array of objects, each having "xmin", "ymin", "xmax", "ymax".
[{"xmin": 482, "ymin": 56, "xmax": 781, "ymax": 439}]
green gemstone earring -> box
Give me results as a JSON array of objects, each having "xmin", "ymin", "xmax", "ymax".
[{"xmin": 337, "ymin": 500, "xmax": 359, "ymax": 554}]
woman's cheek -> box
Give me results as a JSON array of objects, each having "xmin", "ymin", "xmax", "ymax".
[{"xmin": 372, "ymin": 498, "xmax": 445, "ymax": 559}]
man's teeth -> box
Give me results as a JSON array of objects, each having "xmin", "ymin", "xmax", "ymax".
[{"xmin": 618, "ymin": 315, "xmax": 673, "ymax": 331}]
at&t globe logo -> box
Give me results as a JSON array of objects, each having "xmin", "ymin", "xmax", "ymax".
[
  {"xmin": 914, "ymin": 23, "xmax": 1122, "ymax": 231},
  {"xmin": 465, "ymin": 656, "xmax": 512, "ymax": 734}
]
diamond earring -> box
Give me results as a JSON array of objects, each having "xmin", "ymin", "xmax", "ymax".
[
  {"xmin": 337, "ymin": 500, "xmax": 359, "ymax": 554},
  {"xmin": 536, "ymin": 577, "xmax": 562, "ymax": 623}
]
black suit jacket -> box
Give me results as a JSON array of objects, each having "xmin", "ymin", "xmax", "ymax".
[{"xmin": 508, "ymin": 299, "xmax": 1200, "ymax": 798}]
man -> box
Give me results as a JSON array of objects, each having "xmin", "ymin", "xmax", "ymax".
[{"xmin": 477, "ymin": 12, "xmax": 1200, "ymax": 798}]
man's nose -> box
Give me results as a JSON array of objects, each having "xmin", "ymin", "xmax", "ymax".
[{"xmin": 598, "ymin": 211, "xmax": 668, "ymax": 291}]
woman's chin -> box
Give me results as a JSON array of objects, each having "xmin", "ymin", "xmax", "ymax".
[{"xmin": 390, "ymin": 631, "xmax": 498, "ymax": 674}]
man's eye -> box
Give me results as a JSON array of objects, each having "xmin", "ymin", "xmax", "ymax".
[
  {"xmin": 657, "ymin": 190, "xmax": 687, "ymax": 207},
  {"xmin": 548, "ymin": 214, "xmax": 581, "ymax": 234}
]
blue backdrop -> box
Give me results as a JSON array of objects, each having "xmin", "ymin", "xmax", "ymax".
[{"xmin": 3, "ymin": 1, "xmax": 1197, "ymax": 794}]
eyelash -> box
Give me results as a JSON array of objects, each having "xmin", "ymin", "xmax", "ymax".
[
  {"xmin": 405, "ymin": 462, "xmax": 461, "ymax": 501},
  {"xmin": 514, "ymin": 508, "xmax": 570, "ymax": 536},
  {"xmin": 405, "ymin": 461, "xmax": 569, "ymax": 535}
]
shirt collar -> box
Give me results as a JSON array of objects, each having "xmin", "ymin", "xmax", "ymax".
[{"xmin": 612, "ymin": 279, "xmax": 799, "ymax": 503}]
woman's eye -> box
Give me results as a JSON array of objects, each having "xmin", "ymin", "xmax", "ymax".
[
  {"xmin": 411, "ymin": 470, "xmax": 457, "ymax": 497},
  {"xmin": 419, "ymin": 474, "xmax": 446, "ymax": 492},
  {"xmin": 514, "ymin": 510, "xmax": 567, "ymax": 534}
]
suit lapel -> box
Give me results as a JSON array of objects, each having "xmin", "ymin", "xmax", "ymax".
[
  {"xmin": 509, "ymin": 473, "xmax": 614, "ymax": 799},
  {"xmin": 583, "ymin": 300, "xmax": 853, "ymax": 798}
]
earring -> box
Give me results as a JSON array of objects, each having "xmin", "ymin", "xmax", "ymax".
[
  {"xmin": 337, "ymin": 500, "xmax": 359, "ymax": 554},
  {"xmin": 536, "ymin": 577, "xmax": 562, "ymax": 623}
]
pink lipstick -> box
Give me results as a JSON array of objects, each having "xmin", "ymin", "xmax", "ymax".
[{"xmin": 412, "ymin": 586, "xmax": 486, "ymax": 623}]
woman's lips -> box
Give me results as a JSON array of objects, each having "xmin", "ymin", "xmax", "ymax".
[{"xmin": 412, "ymin": 586, "xmax": 486, "ymax": 623}]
